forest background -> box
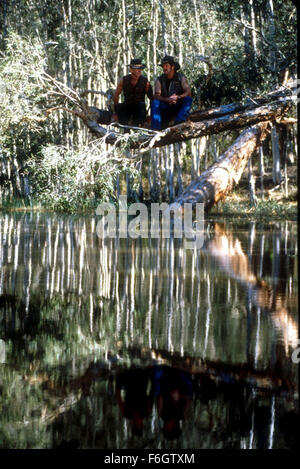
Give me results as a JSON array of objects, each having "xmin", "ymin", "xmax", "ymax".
[{"xmin": 0, "ymin": 0, "xmax": 297, "ymax": 215}]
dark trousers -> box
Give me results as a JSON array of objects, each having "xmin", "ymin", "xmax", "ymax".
[{"xmin": 115, "ymin": 102, "xmax": 146, "ymax": 127}]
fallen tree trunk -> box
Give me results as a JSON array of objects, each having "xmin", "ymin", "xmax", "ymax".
[
  {"xmin": 44, "ymin": 74, "xmax": 295, "ymax": 149},
  {"xmin": 189, "ymin": 81, "xmax": 296, "ymax": 122},
  {"xmin": 139, "ymin": 97, "xmax": 292, "ymax": 148},
  {"xmin": 172, "ymin": 121, "xmax": 271, "ymax": 210},
  {"xmin": 82, "ymin": 80, "xmax": 295, "ymax": 126},
  {"xmin": 86, "ymin": 96, "xmax": 293, "ymax": 150}
]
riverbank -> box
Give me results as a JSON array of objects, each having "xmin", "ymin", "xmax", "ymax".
[
  {"xmin": 209, "ymin": 191, "xmax": 297, "ymax": 221},
  {"xmin": 0, "ymin": 194, "xmax": 297, "ymax": 221}
]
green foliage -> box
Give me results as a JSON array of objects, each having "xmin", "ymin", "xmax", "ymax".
[
  {"xmin": 27, "ymin": 144, "xmax": 138, "ymax": 212},
  {"xmin": 214, "ymin": 198, "xmax": 297, "ymax": 220},
  {"xmin": 0, "ymin": 32, "xmax": 48, "ymax": 149},
  {"xmin": 254, "ymin": 199, "xmax": 297, "ymax": 219},
  {"xmin": 0, "ymin": 1, "xmax": 297, "ymax": 211}
]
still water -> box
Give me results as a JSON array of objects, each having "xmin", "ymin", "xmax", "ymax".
[{"xmin": 0, "ymin": 212, "xmax": 298, "ymax": 449}]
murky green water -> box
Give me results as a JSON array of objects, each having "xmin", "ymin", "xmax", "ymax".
[{"xmin": 0, "ymin": 212, "xmax": 298, "ymax": 449}]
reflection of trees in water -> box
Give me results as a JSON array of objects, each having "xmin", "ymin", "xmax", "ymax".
[
  {"xmin": 205, "ymin": 222, "xmax": 298, "ymax": 363},
  {"xmin": 0, "ymin": 214, "xmax": 298, "ymax": 448},
  {"xmin": 0, "ymin": 214, "xmax": 297, "ymax": 363},
  {"xmin": 2, "ymin": 359, "xmax": 296, "ymax": 449}
]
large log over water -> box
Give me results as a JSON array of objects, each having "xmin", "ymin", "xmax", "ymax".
[
  {"xmin": 140, "ymin": 97, "xmax": 292, "ymax": 148},
  {"xmin": 173, "ymin": 121, "xmax": 271, "ymax": 210},
  {"xmin": 85, "ymin": 96, "xmax": 293, "ymax": 150}
]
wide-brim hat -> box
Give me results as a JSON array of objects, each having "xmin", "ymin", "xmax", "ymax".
[
  {"xmin": 159, "ymin": 55, "xmax": 181, "ymax": 71},
  {"xmin": 128, "ymin": 58, "xmax": 146, "ymax": 69}
]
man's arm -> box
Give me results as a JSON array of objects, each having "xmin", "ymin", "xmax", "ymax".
[
  {"xmin": 153, "ymin": 78, "xmax": 174, "ymax": 103},
  {"xmin": 177, "ymin": 75, "xmax": 191, "ymax": 99},
  {"xmin": 170, "ymin": 76, "xmax": 191, "ymax": 103},
  {"xmin": 146, "ymin": 81, "xmax": 153, "ymax": 101},
  {"xmin": 112, "ymin": 79, "xmax": 123, "ymax": 121}
]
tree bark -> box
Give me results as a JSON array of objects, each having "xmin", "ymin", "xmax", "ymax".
[
  {"xmin": 84, "ymin": 96, "xmax": 292, "ymax": 151},
  {"xmin": 172, "ymin": 121, "xmax": 271, "ymax": 210},
  {"xmin": 159, "ymin": 0, "xmax": 167, "ymax": 55},
  {"xmin": 44, "ymin": 75, "xmax": 295, "ymax": 153},
  {"xmin": 136, "ymin": 97, "xmax": 292, "ymax": 149},
  {"xmin": 189, "ymin": 82, "xmax": 295, "ymax": 122},
  {"xmin": 83, "ymin": 80, "xmax": 295, "ymax": 127}
]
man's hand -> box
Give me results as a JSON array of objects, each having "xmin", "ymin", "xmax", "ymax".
[
  {"xmin": 168, "ymin": 94, "xmax": 178, "ymax": 105},
  {"xmin": 112, "ymin": 113, "xmax": 118, "ymax": 122}
]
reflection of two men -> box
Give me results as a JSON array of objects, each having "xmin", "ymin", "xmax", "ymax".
[
  {"xmin": 153, "ymin": 366, "xmax": 193, "ymax": 440},
  {"xmin": 114, "ymin": 363, "xmax": 297, "ymax": 447},
  {"xmin": 116, "ymin": 368, "xmax": 153, "ymax": 437},
  {"xmin": 115, "ymin": 365, "xmax": 193, "ymax": 439}
]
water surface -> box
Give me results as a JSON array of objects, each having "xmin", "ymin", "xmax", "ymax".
[{"xmin": 0, "ymin": 212, "xmax": 298, "ymax": 449}]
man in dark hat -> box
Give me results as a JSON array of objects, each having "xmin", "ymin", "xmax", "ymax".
[
  {"xmin": 113, "ymin": 59, "xmax": 153, "ymax": 128},
  {"xmin": 151, "ymin": 55, "xmax": 192, "ymax": 130}
]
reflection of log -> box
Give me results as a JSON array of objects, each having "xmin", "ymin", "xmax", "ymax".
[
  {"xmin": 26, "ymin": 352, "xmax": 295, "ymax": 402},
  {"xmin": 206, "ymin": 224, "xmax": 259, "ymax": 285},
  {"xmin": 205, "ymin": 223, "xmax": 298, "ymax": 350},
  {"xmin": 124, "ymin": 349, "xmax": 296, "ymax": 394},
  {"xmin": 173, "ymin": 122, "xmax": 270, "ymax": 210}
]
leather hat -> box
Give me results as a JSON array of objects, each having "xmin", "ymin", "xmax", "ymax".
[
  {"xmin": 128, "ymin": 58, "xmax": 146, "ymax": 69},
  {"xmin": 159, "ymin": 55, "xmax": 180, "ymax": 71}
]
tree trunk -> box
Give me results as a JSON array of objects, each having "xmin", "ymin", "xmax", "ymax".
[
  {"xmin": 189, "ymin": 82, "xmax": 295, "ymax": 122},
  {"xmin": 159, "ymin": 0, "xmax": 167, "ymax": 55},
  {"xmin": 152, "ymin": 0, "xmax": 158, "ymax": 78},
  {"xmin": 173, "ymin": 122, "xmax": 271, "ymax": 210},
  {"xmin": 240, "ymin": 3, "xmax": 252, "ymax": 83},
  {"xmin": 266, "ymin": 0, "xmax": 278, "ymax": 84},
  {"xmin": 84, "ymin": 95, "xmax": 292, "ymax": 151},
  {"xmin": 248, "ymin": 155, "xmax": 257, "ymax": 206},
  {"xmin": 258, "ymin": 146, "xmax": 265, "ymax": 200},
  {"xmin": 138, "ymin": 97, "xmax": 291, "ymax": 149},
  {"xmin": 271, "ymin": 124, "xmax": 282, "ymax": 184},
  {"xmin": 249, "ymin": 0, "xmax": 257, "ymax": 59}
]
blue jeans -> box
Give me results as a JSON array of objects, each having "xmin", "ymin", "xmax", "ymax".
[{"xmin": 151, "ymin": 96, "xmax": 192, "ymax": 130}]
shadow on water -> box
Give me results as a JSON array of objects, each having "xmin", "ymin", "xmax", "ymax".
[{"xmin": 0, "ymin": 212, "xmax": 298, "ymax": 448}]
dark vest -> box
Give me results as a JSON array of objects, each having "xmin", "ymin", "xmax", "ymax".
[
  {"xmin": 158, "ymin": 72, "xmax": 184, "ymax": 97},
  {"xmin": 123, "ymin": 75, "xmax": 148, "ymax": 104}
]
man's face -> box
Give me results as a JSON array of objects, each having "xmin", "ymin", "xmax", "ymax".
[
  {"xmin": 162, "ymin": 63, "xmax": 175, "ymax": 77},
  {"xmin": 130, "ymin": 67, "xmax": 142, "ymax": 79}
]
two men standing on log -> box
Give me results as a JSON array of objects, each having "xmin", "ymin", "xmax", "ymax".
[{"xmin": 112, "ymin": 55, "xmax": 192, "ymax": 130}]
